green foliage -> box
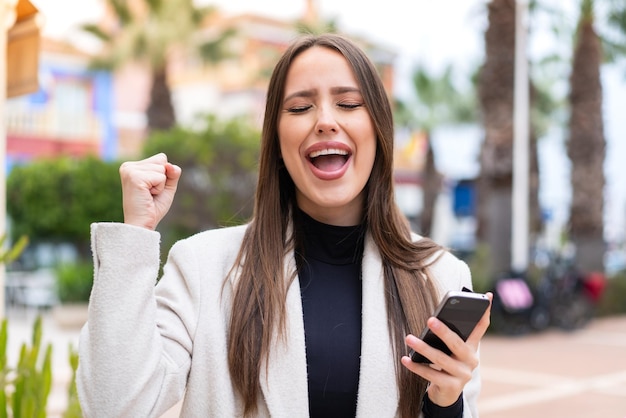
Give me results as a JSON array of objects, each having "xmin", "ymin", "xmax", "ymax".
[
  {"xmin": 143, "ymin": 115, "xmax": 261, "ymax": 249},
  {"xmin": 295, "ymin": 17, "xmax": 339, "ymax": 35},
  {"xmin": 604, "ymin": 1, "xmax": 626, "ymax": 62},
  {"xmin": 395, "ymin": 63, "xmax": 477, "ymax": 132},
  {"xmin": 0, "ymin": 234, "xmax": 28, "ymax": 265},
  {"xmin": 0, "ymin": 317, "xmax": 52, "ymax": 418},
  {"xmin": 0, "ymin": 318, "xmax": 82, "ymax": 417},
  {"xmin": 54, "ymin": 262, "xmax": 94, "ymax": 303},
  {"xmin": 62, "ymin": 344, "xmax": 82, "ymax": 418},
  {"xmin": 7, "ymin": 156, "xmax": 124, "ymax": 255},
  {"xmin": 464, "ymin": 243, "xmax": 493, "ymax": 294},
  {"xmin": 83, "ymin": 0, "xmax": 233, "ymax": 75}
]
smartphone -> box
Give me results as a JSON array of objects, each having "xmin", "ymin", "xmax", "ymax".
[{"xmin": 410, "ymin": 290, "xmax": 490, "ymax": 363}]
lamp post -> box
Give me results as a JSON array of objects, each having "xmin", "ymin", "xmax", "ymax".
[
  {"xmin": 511, "ymin": 0, "xmax": 530, "ymax": 274},
  {"xmin": 1, "ymin": 0, "xmax": 40, "ymax": 316},
  {"xmin": 1, "ymin": 0, "xmax": 20, "ymax": 317}
]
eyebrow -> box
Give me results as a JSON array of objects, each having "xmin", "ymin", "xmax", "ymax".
[{"xmin": 283, "ymin": 86, "xmax": 361, "ymax": 103}]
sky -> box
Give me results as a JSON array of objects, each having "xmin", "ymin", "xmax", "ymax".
[
  {"xmin": 30, "ymin": 0, "xmax": 626, "ymax": 243},
  {"xmin": 33, "ymin": 0, "xmax": 489, "ymax": 92}
]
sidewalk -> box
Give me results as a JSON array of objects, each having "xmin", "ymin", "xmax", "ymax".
[{"xmin": 478, "ymin": 315, "xmax": 626, "ymax": 417}]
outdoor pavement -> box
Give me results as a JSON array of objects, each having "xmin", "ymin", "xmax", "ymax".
[
  {"xmin": 3, "ymin": 307, "xmax": 625, "ymax": 417},
  {"xmin": 478, "ymin": 315, "xmax": 626, "ymax": 417}
]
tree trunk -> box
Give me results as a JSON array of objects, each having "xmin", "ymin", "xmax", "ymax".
[
  {"xmin": 528, "ymin": 122, "xmax": 542, "ymax": 237},
  {"xmin": 420, "ymin": 134, "xmax": 442, "ymax": 237},
  {"xmin": 147, "ymin": 66, "xmax": 176, "ymax": 132},
  {"xmin": 566, "ymin": 15, "xmax": 606, "ymax": 272},
  {"xmin": 477, "ymin": 0, "xmax": 516, "ymax": 276}
]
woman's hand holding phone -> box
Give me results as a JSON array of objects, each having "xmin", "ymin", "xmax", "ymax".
[{"xmin": 400, "ymin": 291, "xmax": 492, "ymax": 407}]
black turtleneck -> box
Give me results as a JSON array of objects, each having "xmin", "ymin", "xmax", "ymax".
[
  {"xmin": 297, "ymin": 210, "xmax": 365, "ymax": 418},
  {"xmin": 295, "ymin": 209, "xmax": 463, "ymax": 418}
]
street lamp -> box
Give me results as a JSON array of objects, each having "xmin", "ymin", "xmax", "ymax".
[
  {"xmin": 1, "ymin": 0, "xmax": 41, "ymax": 316},
  {"xmin": 511, "ymin": 0, "xmax": 530, "ymax": 274}
]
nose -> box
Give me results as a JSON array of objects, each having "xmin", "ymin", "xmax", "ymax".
[{"xmin": 315, "ymin": 106, "xmax": 338, "ymax": 134}]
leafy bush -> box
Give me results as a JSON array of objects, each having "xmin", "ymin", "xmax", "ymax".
[
  {"xmin": 0, "ymin": 234, "xmax": 28, "ymax": 265},
  {"xmin": 0, "ymin": 316, "xmax": 52, "ymax": 416},
  {"xmin": 143, "ymin": 114, "xmax": 260, "ymax": 250},
  {"xmin": 63, "ymin": 344, "xmax": 82, "ymax": 418},
  {"xmin": 54, "ymin": 261, "xmax": 94, "ymax": 303},
  {"xmin": 7, "ymin": 156, "xmax": 124, "ymax": 258},
  {"xmin": 0, "ymin": 317, "xmax": 82, "ymax": 417}
]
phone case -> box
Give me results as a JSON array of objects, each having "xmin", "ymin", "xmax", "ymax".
[{"xmin": 410, "ymin": 290, "xmax": 490, "ymax": 363}]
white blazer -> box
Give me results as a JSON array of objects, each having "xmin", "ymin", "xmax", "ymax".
[{"xmin": 78, "ymin": 222, "xmax": 480, "ymax": 417}]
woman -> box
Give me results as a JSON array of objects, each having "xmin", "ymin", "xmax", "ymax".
[{"xmin": 78, "ymin": 34, "xmax": 490, "ymax": 418}]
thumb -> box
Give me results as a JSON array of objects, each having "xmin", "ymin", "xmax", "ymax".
[{"xmin": 164, "ymin": 163, "xmax": 182, "ymax": 192}]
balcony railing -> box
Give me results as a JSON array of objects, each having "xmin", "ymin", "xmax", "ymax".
[{"xmin": 5, "ymin": 107, "xmax": 101, "ymax": 142}]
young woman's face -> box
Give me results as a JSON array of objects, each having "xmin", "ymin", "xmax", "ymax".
[{"xmin": 278, "ymin": 46, "xmax": 377, "ymax": 226}]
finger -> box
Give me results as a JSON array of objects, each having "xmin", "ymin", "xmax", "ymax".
[
  {"xmin": 401, "ymin": 351, "xmax": 463, "ymax": 389},
  {"xmin": 427, "ymin": 317, "xmax": 466, "ymax": 356},
  {"xmin": 401, "ymin": 354, "xmax": 441, "ymax": 379},
  {"xmin": 120, "ymin": 157, "xmax": 172, "ymax": 195},
  {"xmin": 401, "ymin": 336, "xmax": 445, "ymax": 377},
  {"xmin": 417, "ymin": 318, "xmax": 477, "ymax": 371},
  {"xmin": 404, "ymin": 333, "xmax": 446, "ymax": 368},
  {"xmin": 143, "ymin": 152, "xmax": 169, "ymax": 165},
  {"xmin": 164, "ymin": 163, "xmax": 182, "ymax": 192}
]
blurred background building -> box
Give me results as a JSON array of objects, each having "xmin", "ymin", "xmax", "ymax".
[
  {"xmin": 6, "ymin": 38, "xmax": 115, "ymax": 167},
  {"xmin": 7, "ymin": 1, "xmax": 397, "ymax": 159},
  {"xmin": 5, "ymin": 0, "xmax": 626, "ymax": 286}
]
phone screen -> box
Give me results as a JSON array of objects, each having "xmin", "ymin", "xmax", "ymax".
[{"xmin": 410, "ymin": 291, "xmax": 489, "ymax": 363}]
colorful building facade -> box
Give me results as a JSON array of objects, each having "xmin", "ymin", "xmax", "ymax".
[{"xmin": 6, "ymin": 38, "xmax": 116, "ymax": 171}]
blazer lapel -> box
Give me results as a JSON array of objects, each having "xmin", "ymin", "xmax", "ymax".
[
  {"xmin": 356, "ymin": 234, "xmax": 399, "ymax": 417},
  {"xmin": 258, "ymin": 235, "xmax": 400, "ymax": 417},
  {"xmin": 259, "ymin": 253, "xmax": 309, "ymax": 418}
]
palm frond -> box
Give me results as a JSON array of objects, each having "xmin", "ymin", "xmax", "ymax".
[
  {"xmin": 81, "ymin": 23, "xmax": 111, "ymax": 42},
  {"xmin": 0, "ymin": 235, "xmax": 28, "ymax": 265},
  {"xmin": 198, "ymin": 28, "xmax": 237, "ymax": 63},
  {"xmin": 144, "ymin": 0, "xmax": 164, "ymax": 13},
  {"xmin": 192, "ymin": 4, "xmax": 218, "ymax": 25},
  {"xmin": 108, "ymin": 0, "xmax": 133, "ymax": 25},
  {"xmin": 295, "ymin": 18, "xmax": 339, "ymax": 35}
]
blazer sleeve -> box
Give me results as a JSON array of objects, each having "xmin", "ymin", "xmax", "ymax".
[
  {"xmin": 427, "ymin": 251, "xmax": 482, "ymax": 418},
  {"xmin": 77, "ymin": 223, "xmax": 200, "ymax": 418}
]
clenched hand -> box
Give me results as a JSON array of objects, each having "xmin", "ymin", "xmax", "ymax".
[{"xmin": 119, "ymin": 153, "xmax": 182, "ymax": 230}]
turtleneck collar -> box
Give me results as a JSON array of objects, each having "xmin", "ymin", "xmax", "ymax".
[{"xmin": 297, "ymin": 209, "xmax": 366, "ymax": 265}]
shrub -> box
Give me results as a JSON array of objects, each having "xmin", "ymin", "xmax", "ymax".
[
  {"xmin": 7, "ymin": 156, "xmax": 123, "ymax": 258},
  {"xmin": 54, "ymin": 262, "xmax": 94, "ymax": 304},
  {"xmin": 0, "ymin": 316, "xmax": 52, "ymax": 416},
  {"xmin": 0, "ymin": 317, "xmax": 82, "ymax": 417}
]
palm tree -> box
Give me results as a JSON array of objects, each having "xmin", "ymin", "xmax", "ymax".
[
  {"xmin": 83, "ymin": 0, "xmax": 233, "ymax": 132},
  {"xmin": 477, "ymin": 0, "xmax": 517, "ymax": 276},
  {"xmin": 566, "ymin": 0, "xmax": 606, "ymax": 272},
  {"xmin": 564, "ymin": 0, "xmax": 626, "ymax": 273},
  {"xmin": 396, "ymin": 65, "xmax": 476, "ymax": 237},
  {"xmin": 477, "ymin": 0, "xmax": 547, "ymax": 277},
  {"xmin": 604, "ymin": 1, "xmax": 626, "ymax": 61}
]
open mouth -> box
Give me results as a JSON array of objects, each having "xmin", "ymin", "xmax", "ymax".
[{"xmin": 308, "ymin": 148, "xmax": 350, "ymax": 172}]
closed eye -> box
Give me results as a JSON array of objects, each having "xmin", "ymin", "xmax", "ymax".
[
  {"xmin": 286, "ymin": 105, "xmax": 312, "ymax": 114},
  {"xmin": 338, "ymin": 102, "xmax": 363, "ymax": 109}
]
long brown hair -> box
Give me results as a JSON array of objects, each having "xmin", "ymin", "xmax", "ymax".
[{"xmin": 227, "ymin": 33, "xmax": 442, "ymax": 417}]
